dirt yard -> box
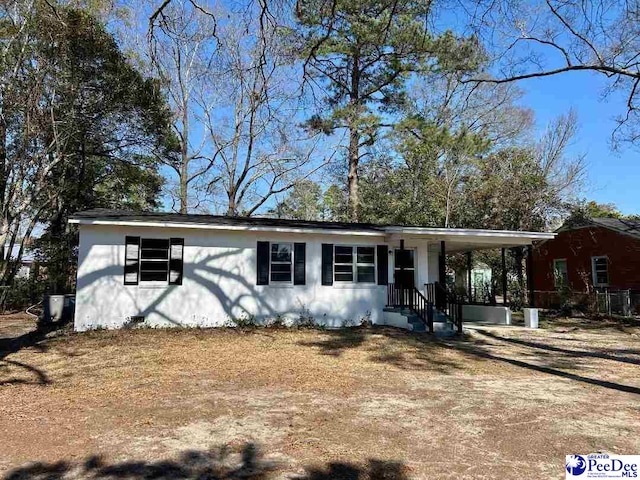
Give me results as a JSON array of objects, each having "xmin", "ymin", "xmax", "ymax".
[{"xmin": 1, "ymin": 314, "xmax": 639, "ymax": 479}]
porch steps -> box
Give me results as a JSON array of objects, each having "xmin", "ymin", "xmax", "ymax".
[{"xmin": 382, "ymin": 308, "xmax": 455, "ymax": 336}]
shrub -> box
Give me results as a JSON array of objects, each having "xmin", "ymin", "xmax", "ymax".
[
  {"xmin": 229, "ymin": 314, "xmax": 259, "ymax": 329},
  {"xmin": 359, "ymin": 311, "xmax": 372, "ymax": 327},
  {"xmin": 2, "ymin": 277, "xmax": 46, "ymax": 312},
  {"xmin": 293, "ymin": 307, "xmax": 323, "ymax": 329},
  {"xmin": 341, "ymin": 318, "xmax": 356, "ymax": 328},
  {"xmin": 264, "ymin": 315, "xmax": 286, "ymax": 329}
]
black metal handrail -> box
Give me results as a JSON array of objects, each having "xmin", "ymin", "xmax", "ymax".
[
  {"xmin": 386, "ymin": 283, "xmax": 434, "ymax": 334},
  {"xmin": 446, "ymin": 293, "xmax": 464, "ymax": 334},
  {"xmin": 424, "ymin": 282, "xmax": 463, "ymax": 334},
  {"xmin": 424, "ymin": 282, "xmax": 449, "ymax": 311},
  {"xmin": 425, "ymin": 282, "xmax": 436, "ymax": 304}
]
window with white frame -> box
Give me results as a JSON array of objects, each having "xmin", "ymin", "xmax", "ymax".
[
  {"xmin": 553, "ymin": 259, "xmax": 568, "ymax": 288},
  {"xmin": 334, "ymin": 245, "xmax": 375, "ymax": 283},
  {"xmin": 356, "ymin": 246, "xmax": 376, "ymax": 282},
  {"xmin": 124, "ymin": 237, "xmax": 183, "ymax": 286},
  {"xmin": 140, "ymin": 238, "xmax": 170, "ymax": 282},
  {"xmin": 270, "ymin": 243, "xmax": 293, "ymax": 283},
  {"xmin": 592, "ymin": 256, "xmax": 609, "ymax": 287}
]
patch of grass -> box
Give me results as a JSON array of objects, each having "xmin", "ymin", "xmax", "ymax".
[
  {"xmin": 539, "ymin": 313, "xmax": 640, "ymax": 333},
  {"xmin": 2, "ymin": 316, "xmax": 640, "ymax": 478}
]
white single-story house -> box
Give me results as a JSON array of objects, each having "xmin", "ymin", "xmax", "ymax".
[{"xmin": 69, "ymin": 209, "xmax": 555, "ymax": 332}]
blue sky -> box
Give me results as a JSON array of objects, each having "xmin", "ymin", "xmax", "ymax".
[{"xmin": 519, "ymin": 71, "xmax": 639, "ymax": 215}]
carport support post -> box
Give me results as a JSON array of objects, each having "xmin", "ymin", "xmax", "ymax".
[
  {"xmin": 501, "ymin": 248, "xmax": 508, "ymax": 306},
  {"xmin": 526, "ymin": 245, "xmax": 535, "ymax": 307},
  {"xmin": 439, "ymin": 241, "xmax": 446, "ymax": 285},
  {"xmin": 438, "ymin": 241, "xmax": 446, "ymax": 310},
  {"xmin": 466, "ymin": 251, "xmax": 472, "ymax": 302},
  {"xmin": 399, "ymin": 239, "xmax": 405, "ymax": 309}
]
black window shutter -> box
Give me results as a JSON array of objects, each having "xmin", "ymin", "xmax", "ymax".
[
  {"xmin": 377, "ymin": 245, "xmax": 388, "ymax": 285},
  {"xmin": 294, "ymin": 243, "xmax": 306, "ymax": 285},
  {"xmin": 169, "ymin": 238, "xmax": 184, "ymax": 285},
  {"xmin": 256, "ymin": 241, "xmax": 270, "ymax": 285},
  {"xmin": 124, "ymin": 236, "xmax": 140, "ymax": 285},
  {"xmin": 321, "ymin": 243, "xmax": 333, "ymax": 286}
]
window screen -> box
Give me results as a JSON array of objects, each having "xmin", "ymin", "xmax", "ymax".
[
  {"xmin": 334, "ymin": 246, "xmax": 354, "ymax": 282},
  {"xmin": 124, "ymin": 237, "xmax": 183, "ymax": 285},
  {"xmin": 334, "ymin": 246, "xmax": 376, "ymax": 283},
  {"xmin": 140, "ymin": 238, "xmax": 169, "ymax": 282},
  {"xmin": 553, "ymin": 259, "xmax": 568, "ymax": 287},
  {"xmin": 270, "ymin": 243, "xmax": 293, "ymax": 282},
  {"xmin": 592, "ymin": 257, "xmax": 609, "ymax": 286},
  {"xmin": 356, "ymin": 247, "xmax": 375, "ymax": 283}
]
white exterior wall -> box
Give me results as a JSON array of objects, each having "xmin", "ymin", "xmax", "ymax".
[
  {"xmin": 74, "ymin": 225, "xmax": 389, "ymax": 331},
  {"xmin": 415, "ymin": 244, "xmax": 429, "ymax": 287},
  {"xmin": 428, "ymin": 249, "xmax": 439, "ymax": 283}
]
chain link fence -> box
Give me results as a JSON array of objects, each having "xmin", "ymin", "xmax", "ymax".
[
  {"xmin": 535, "ymin": 290, "xmax": 640, "ymax": 317},
  {"xmin": 594, "ymin": 290, "xmax": 640, "ymax": 317}
]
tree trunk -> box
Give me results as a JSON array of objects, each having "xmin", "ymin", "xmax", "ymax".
[
  {"xmin": 513, "ymin": 246, "xmax": 525, "ymax": 307},
  {"xmin": 180, "ymin": 153, "xmax": 189, "ymax": 215},
  {"xmin": 0, "ymin": 115, "xmax": 7, "ymax": 217},
  {"xmin": 347, "ymin": 51, "xmax": 361, "ymax": 222},
  {"xmin": 227, "ymin": 186, "xmax": 237, "ymax": 216},
  {"xmin": 347, "ymin": 126, "xmax": 359, "ymax": 222},
  {"xmin": 179, "ymin": 99, "xmax": 190, "ymax": 214},
  {"xmin": 0, "ymin": 115, "xmax": 7, "ymax": 283}
]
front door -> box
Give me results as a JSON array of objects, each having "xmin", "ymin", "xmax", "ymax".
[{"xmin": 394, "ymin": 249, "xmax": 416, "ymax": 289}]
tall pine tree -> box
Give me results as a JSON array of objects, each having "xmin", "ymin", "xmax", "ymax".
[{"xmin": 297, "ymin": 0, "xmax": 480, "ymax": 220}]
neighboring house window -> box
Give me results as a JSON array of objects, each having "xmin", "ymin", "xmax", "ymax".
[
  {"xmin": 270, "ymin": 243, "xmax": 293, "ymax": 283},
  {"xmin": 334, "ymin": 246, "xmax": 375, "ymax": 283},
  {"xmin": 592, "ymin": 256, "xmax": 609, "ymax": 287},
  {"xmin": 553, "ymin": 259, "xmax": 568, "ymax": 288},
  {"xmin": 124, "ymin": 237, "xmax": 183, "ymax": 286}
]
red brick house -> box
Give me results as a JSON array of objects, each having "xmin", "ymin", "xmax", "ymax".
[{"xmin": 533, "ymin": 217, "xmax": 640, "ymax": 294}]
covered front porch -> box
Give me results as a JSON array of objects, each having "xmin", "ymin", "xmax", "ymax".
[{"xmin": 380, "ymin": 227, "xmax": 555, "ymax": 334}]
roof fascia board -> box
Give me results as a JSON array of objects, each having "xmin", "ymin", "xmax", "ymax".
[
  {"xmin": 385, "ymin": 226, "xmax": 555, "ymax": 240},
  {"xmin": 70, "ymin": 218, "xmax": 555, "ymax": 241},
  {"xmin": 69, "ymin": 218, "xmax": 556, "ymax": 241},
  {"xmin": 68, "ymin": 218, "xmax": 385, "ymax": 237}
]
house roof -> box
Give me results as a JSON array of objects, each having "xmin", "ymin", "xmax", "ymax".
[
  {"xmin": 68, "ymin": 208, "xmax": 555, "ymax": 252},
  {"xmin": 560, "ymin": 217, "xmax": 640, "ymax": 240},
  {"xmin": 590, "ymin": 217, "xmax": 640, "ymax": 239},
  {"xmin": 70, "ymin": 208, "xmax": 386, "ymax": 232}
]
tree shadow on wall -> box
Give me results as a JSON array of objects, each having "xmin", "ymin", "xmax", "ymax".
[
  {"xmin": 76, "ymin": 249, "xmax": 279, "ymax": 328},
  {"xmin": 3, "ymin": 444, "xmax": 409, "ymax": 480}
]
